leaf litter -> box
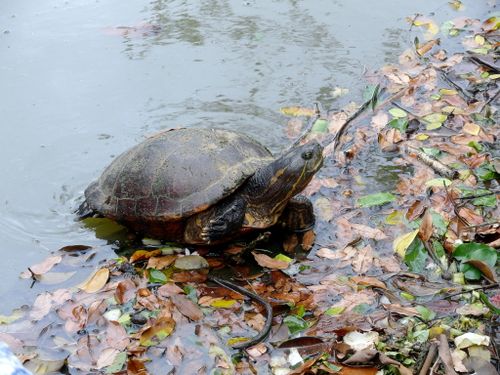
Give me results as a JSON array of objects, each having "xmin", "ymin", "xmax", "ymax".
[{"xmin": 2, "ymin": 4, "xmax": 500, "ymax": 375}]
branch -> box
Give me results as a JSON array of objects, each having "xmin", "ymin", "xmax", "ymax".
[{"xmin": 403, "ymin": 145, "xmax": 458, "ymax": 179}]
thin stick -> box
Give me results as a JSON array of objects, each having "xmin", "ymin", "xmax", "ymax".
[
  {"xmin": 467, "ymin": 54, "xmax": 500, "ymax": 73},
  {"xmin": 438, "ymin": 68, "xmax": 473, "ymax": 101},
  {"xmin": 419, "ymin": 342, "xmax": 438, "ymax": 375},
  {"xmin": 290, "ymin": 103, "xmax": 321, "ymax": 148},
  {"xmin": 480, "ymin": 88, "xmax": 500, "ymax": 113},
  {"xmin": 438, "ymin": 334, "xmax": 458, "ymax": 375},
  {"xmin": 404, "ymin": 145, "xmax": 458, "ymax": 179},
  {"xmin": 442, "ymin": 282, "xmax": 499, "ymax": 300}
]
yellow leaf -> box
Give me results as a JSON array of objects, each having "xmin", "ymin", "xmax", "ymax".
[
  {"xmin": 393, "ymin": 229, "xmax": 419, "ymax": 257},
  {"xmin": 439, "ymin": 88, "xmax": 458, "ymax": 96},
  {"xmin": 426, "ymin": 122, "xmax": 442, "ymax": 130},
  {"xmin": 441, "ymin": 106, "xmax": 465, "ymax": 115},
  {"xmin": 78, "ymin": 268, "xmax": 109, "ymax": 293},
  {"xmin": 489, "ymin": 74, "xmax": 500, "ymax": 80},
  {"xmin": 211, "ymin": 299, "xmax": 237, "ymax": 308},
  {"xmin": 474, "ymin": 35, "xmax": 485, "ymax": 45},
  {"xmin": 280, "ymin": 106, "xmax": 316, "ymax": 117},
  {"xmin": 416, "ymin": 134, "xmax": 429, "ymax": 141},
  {"xmin": 463, "ymin": 122, "xmax": 481, "ymax": 136}
]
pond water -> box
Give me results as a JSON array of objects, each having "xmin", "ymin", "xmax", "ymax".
[{"xmin": 0, "ymin": 0, "xmax": 492, "ymax": 312}]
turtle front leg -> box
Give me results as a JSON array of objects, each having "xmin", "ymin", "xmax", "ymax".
[
  {"xmin": 185, "ymin": 197, "xmax": 246, "ymax": 244},
  {"xmin": 279, "ymin": 195, "xmax": 315, "ymax": 232}
]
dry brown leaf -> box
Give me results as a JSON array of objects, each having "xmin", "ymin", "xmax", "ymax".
[
  {"xmin": 139, "ymin": 317, "xmax": 176, "ymax": 346},
  {"xmin": 352, "ymin": 245, "xmax": 374, "ymax": 274},
  {"xmin": 351, "ymin": 276, "xmax": 387, "ymax": 290},
  {"xmin": 106, "ymin": 321, "xmax": 130, "ymax": 350},
  {"xmin": 171, "ymin": 294, "xmax": 203, "ymax": 321},
  {"xmin": 78, "ymin": 268, "xmax": 110, "ymax": 294},
  {"xmin": 20, "ymin": 255, "xmax": 62, "ymax": 278},
  {"xmin": 349, "ymin": 222, "xmax": 387, "ymax": 241},
  {"xmin": 417, "ymin": 39, "xmax": 440, "ymax": 56},
  {"xmin": 129, "ymin": 249, "xmax": 162, "ymax": 263},
  {"xmin": 115, "ymin": 279, "xmax": 137, "ymax": 304},
  {"xmin": 96, "ymin": 348, "xmax": 120, "ymax": 370},
  {"xmin": 418, "ymin": 209, "xmax": 433, "ymax": 241},
  {"xmin": 127, "ymin": 358, "xmax": 148, "ymax": 374},
  {"xmin": 252, "ymin": 252, "xmax": 289, "ymax": 270},
  {"xmin": 147, "ymin": 255, "xmax": 177, "ymax": 270},
  {"xmin": 316, "ymin": 247, "xmax": 340, "ymax": 260}
]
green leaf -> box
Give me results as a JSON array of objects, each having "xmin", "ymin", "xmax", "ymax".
[
  {"xmin": 423, "ymin": 113, "xmax": 447, "ymax": 124},
  {"xmin": 358, "ymin": 192, "xmax": 396, "ymax": 207},
  {"xmin": 425, "ymin": 178, "xmax": 452, "ymax": 187},
  {"xmin": 416, "ymin": 305, "xmax": 436, "ymax": 321},
  {"xmin": 352, "ymin": 303, "xmax": 371, "ymax": 314},
  {"xmin": 404, "ymin": 238, "xmax": 428, "ymax": 272},
  {"xmin": 295, "ymin": 305, "xmax": 306, "ymax": 318},
  {"xmin": 473, "ymin": 194, "xmax": 497, "ymax": 207},
  {"xmin": 475, "ymin": 163, "xmax": 499, "ymax": 181},
  {"xmin": 432, "ymin": 240, "xmax": 445, "ymax": 258},
  {"xmin": 283, "ymin": 315, "xmax": 308, "ymax": 334},
  {"xmin": 459, "ymin": 263, "xmax": 482, "ymax": 280},
  {"xmin": 389, "ymin": 108, "xmax": 408, "ymax": 118},
  {"xmin": 325, "ymin": 306, "xmax": 345, "ymax": 316},
  {"xmin": 430, "ymin": 211, "xmax": 448, "ymax": 236},
  {"xmin": 274, "ymin": 253, "xmax": 293, "ymax": 263},
  {"xmin": 421, "ymin": 147, "xmax": 441, "ymax": 158},
  {"xmin": 401, "ymin": 292, "xmax": 415, "ymax": 301},
  {"xmin": 453, "ymin": 243, "xmax": 497, "ymax": 265},
  {"xmin": 312, "ymin": 119, "xmax": 328, "ymax": 133},
  {"xmin": 387, "ymin": 118, "xmax": 409, "ymax": 132},
  {"xmin": 148, "ymin": 269, "xmax": 167, "ymax": 284}
]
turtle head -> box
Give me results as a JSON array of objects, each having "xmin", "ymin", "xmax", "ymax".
[
  {"xmin": 243, "ymin": 140, "xmax": 323, "ymax": 222},
  {"xmin": 271, "ymin": 140, "xmax": 324, "ymax": 197}
]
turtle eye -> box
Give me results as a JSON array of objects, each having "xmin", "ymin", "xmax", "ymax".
[{"xmin": 301, "ymin": 151, "xmax": 313, "ymax": 160}]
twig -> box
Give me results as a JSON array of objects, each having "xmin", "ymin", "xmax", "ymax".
[
  {"xmin": 467, "ymin": 54, "xmax": 500, "ymax": 73},
  {"xmin": 441, "ymin": 282, "xmax": 499, "ymax": 300},
  {"xmin": 480, "ymin": 88, "xmax": 500, "ymax": 113},
  {"xmin": 208, "ymin": 275, "xmax": 273, "ymax": 349},
  {"xmin": 456, "ymin": 189, "xmax": 500, "ymax": 200},
  {"xmin": 438, "ymin": 334, "xmax": 458, "ymax": 375},
  {"xmin": 443, "ymin": 183, "xmax": 470, "ymax": 228},
  {"xmin": 437, "ymin": 68, "xmax": 474, "ymax": 101},
  {"xmin": 323, "ymin": 85, "xmax": 384, "ymax": 154},
  {"xmin": 404, "ymin": 145, "xmax": 458, "ymax": 179},
  {"xmin": 419, "ymin": 342, "xmax": 438, "ymax": 375},
  {"xmin": 290, "ymin": 103, "xmax": 321, "ymax": 148}
]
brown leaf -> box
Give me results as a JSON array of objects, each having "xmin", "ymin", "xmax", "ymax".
[
  {"xmin": 106, "ymin": 321, "xmax": 130, "ymax": 350},
  {"xmin": 458, "ymin": 207, "xmax": 483, "ymax": 226},
  {"xmin": 129, "ymin": 249, "xmax": 162, "ymax": 263},
  {"xmin": 352, "ymin": 245, "xmax": 374, "ymax": 274},
  {"xmin": 58, "ymin": 245, "xmax": 92, "ymax": 252},
  {"xmin": 171, "ymin": 294, "xmax": 203, "ymax": 321},
  {"xmin": 406, "ymin": 200, "xmax": 426, "ymax": 221},
  {"xmin": 418, "ymin": 209, "xmax": 433, "ymax": 241},
  {"xmin": 139, "ymin": 317, "xmax": 176, "ymax": 346},
  {"xmin": 252, "ymin": 252, "xmax": 289, "ymax": 270},
  {"xmin": 416, "ymin": 38, "xmax": 440, "ymax": 56},
  {"xmin": 146, "ymin": 255, "xmax": 177, "ymax": 270},
  {"xmin": 20, "ymin": 255, "xmax": 62, "ymax": 278},
  {"xmin": 78, "ymin": 268, "xmax": 110, "ymax": 293},
  {"xmin": 157, "ymin": 282, "xmax": 184, "ymax": 298},
  {"xmin": 382, "ymin": 303, "xmax": 418, "ymax": 316},
  {"xmin": 464, "ymin": 260, "xmax": 497, "ymax": 282},
  {"xmin": 351, "ymin": 276, "xmax": 387, "ymax": 290},
  {"xmin": 115, "ymin": 279, "xmax": 137, "ymax": 304},
  {"xmin": 127, "ymin": 358, "xmax": 149, "ymax": 375},
  {"xmin": 302, "ymin": 230, "xmax": 316, "ymax": 251},
  {"xmin": 96, "ymin": 348, "xmax": 120, "ymax": 370}
]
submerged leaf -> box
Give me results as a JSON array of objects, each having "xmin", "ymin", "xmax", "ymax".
[
  {"xmin": 358, "ymin": 192, "xmax": 396, "ymax": 207},
  {"xmin": 139, "ymin": 317, "xmax": 175, "ymax": 346}
]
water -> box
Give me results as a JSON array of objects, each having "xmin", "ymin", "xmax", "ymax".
[{"xmin": 0, "ymin": 0, "xmax": 492, "ymax": 311}]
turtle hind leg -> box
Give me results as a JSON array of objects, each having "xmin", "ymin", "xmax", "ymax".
[{"xmin": 186, "ymin": 197, "xmax": 246, "ymax": 244}]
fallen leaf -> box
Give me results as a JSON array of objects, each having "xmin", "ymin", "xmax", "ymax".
[
  {"xmin": 20, "ymin": 255, "xmax": 62, "ymax": 278},
  {"xmin": 78, "ymin": 268, "xmax": 109, "ymax": 293},
  {"xmin": 147, "ymin": 255, "xmax": 177, "ymax": 270},
  {"xmin": 352, "ymin": 245, "xmax": 374, "ymax": 274},
  {"xmin": 252, "ymin": 252, "xmax": 289, "ymax": 270},
  {"xmin": 351, "ymin": 276, "xmax": 387, "ymax": 290},
  {"xmin": 454, "ymin": 332, "xmax": 490, "ymax": 349},
  {"xmin": 418, "ymin": 209, "xmax": 433, "ymax": 241},
  {"xmin": 171, "ymin": 294, "xmax": 203, "ymax": 321},
  {"xmin": 139, "ymin": 317, "xmax": 176, "ymax": 346}
]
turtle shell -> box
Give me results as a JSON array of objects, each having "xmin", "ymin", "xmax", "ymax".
[{"xmin": 85, "ymin": 128, "xmax": 273, "ymax": 222}]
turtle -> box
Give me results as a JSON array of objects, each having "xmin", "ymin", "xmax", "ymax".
[{"xmin": 79, "ymin": 128, "xmax": 323, "ymax": 245}]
